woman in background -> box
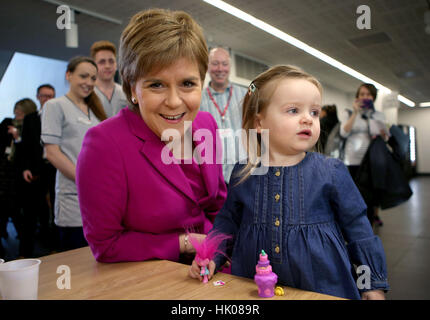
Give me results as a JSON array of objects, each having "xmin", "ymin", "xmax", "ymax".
[
  {"xmin": 0, "ymin": 98, "xmax": 37, "ymax": 257},
  {"xmin": 340, "ymin": 83, "xmax": 387, "ymax": 226},
  {"xmin": 41, "ymin": 56, "xmax": 107, "ymax": 252}
]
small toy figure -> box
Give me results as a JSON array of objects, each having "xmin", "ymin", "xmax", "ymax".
[
  {"xmin": 198, "ymin": 257, "xmax": 210, "ymax": 283},
  {"xmin": 188, "ymin": 232, "xmax": 231, "ymax": 284},
  {"xmin": 254, "ymin": 250, "xmax": 278, "ymax": 298}
]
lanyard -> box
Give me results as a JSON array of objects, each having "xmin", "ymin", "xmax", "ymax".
[{"xmin": 206, "ymin": 85, "xmax": 233, "ymax": 122}]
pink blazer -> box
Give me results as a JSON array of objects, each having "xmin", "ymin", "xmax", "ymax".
[{"xmin": 76, "ymin": 108, "xmax": 227, "ymax": 262}]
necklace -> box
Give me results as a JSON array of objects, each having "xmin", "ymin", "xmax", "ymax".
[{"xmin": 206, "ymin": 85, "xmax": 233, "ymax": 122}]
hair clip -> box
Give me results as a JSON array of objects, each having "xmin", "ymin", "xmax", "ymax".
[{"xmin": 248, "ymin": 83, "xmax": 256, "ymax": 96}]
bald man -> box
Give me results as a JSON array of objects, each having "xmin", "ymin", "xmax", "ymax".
[{"xmin": 200, "ymin": 47, "xmax": 247, "ymax": 184}]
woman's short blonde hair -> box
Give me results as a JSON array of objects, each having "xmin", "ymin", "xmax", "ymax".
[{"xmin": 119, "ymin": 8, "xmax": 209, "ymax": 108}]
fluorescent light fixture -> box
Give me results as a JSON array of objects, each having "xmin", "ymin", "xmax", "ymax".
[
  {"xmin": 203, "ymin": 0, "xmax": 416, "ymax": 106},
  {"xmin": 398, "ymin": 95, "xmax": 416, "ymax": 107},
  {"xmin": 419, "ymin": 102, "xmax": 430, "ymax": 107},
  {"xmin": 409, "ymin": 126, "xmax": 416, "ymax": 163}
]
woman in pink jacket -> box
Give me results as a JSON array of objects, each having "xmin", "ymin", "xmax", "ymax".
[{"xmin": 76, "ymin": 9, "xmax": 227, "ymax": 263}]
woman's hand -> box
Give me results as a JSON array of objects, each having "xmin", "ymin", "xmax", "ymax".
[
  {"xmin": 352, "ymin": 99, "xmax": 362, "ymax": 114},
  {"xmin": 189, "ymin": 259, "xmax": 216, "ymax": 281},
  {"xmin": 361, "ymin": 289, "xmax": 385, "ymax": 300},
  {"xmin": 23, "ymin": 170, "xmax": 34, "ymax": 183},
  {"xmin": 7, "ymin": 126, "xmax": 19, "ymax": 140}
]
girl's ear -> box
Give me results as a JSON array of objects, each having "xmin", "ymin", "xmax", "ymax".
[
  {"xmin": 254, "ymin": 113, "xmax": 263, "ymax": 134},
  {"xmin": 65, "ymin": 71, "xmax": 71, "ymax": 82}
]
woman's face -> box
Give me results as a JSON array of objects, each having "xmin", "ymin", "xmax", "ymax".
[
  {"xmin": 14, "ymin": 108, "xmax": 25, "ymax": 121},
  {"xmin": 132, "ymin": 58, "xmax": 202, "ymax": 139},
  {"xmin": 66, "ymin": 62, "xmax": 97, "ymax": 99},
  {"xmin": 357, "ymin": 86, "xmax": 374, "ymax": 101}
]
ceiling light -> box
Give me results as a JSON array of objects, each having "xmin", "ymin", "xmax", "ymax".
[
  {"xmin": 419, "ymin": 102, "xmax": 430, "ymax": 107},
  {"xmin": 202, "ymin": 0, "xmax": 416, "ymax": 107},
  {"xmin": 65, "ymin": 9, "xmax": 78, "ymax": 48}
]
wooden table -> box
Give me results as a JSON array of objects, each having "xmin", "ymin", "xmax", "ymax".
[{"xmin": 37, "ymin": 246, "xmax": 343, "ymax": 300}]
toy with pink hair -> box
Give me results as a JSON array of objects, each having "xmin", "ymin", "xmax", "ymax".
[{"xmin": 187, "ymin": 232, "xmax": 231, "ymax": 283}]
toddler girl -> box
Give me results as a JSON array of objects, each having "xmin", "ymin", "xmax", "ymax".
[{"xmin": 189, "ymin": 65, "xmax": 388, "ymax": 300}]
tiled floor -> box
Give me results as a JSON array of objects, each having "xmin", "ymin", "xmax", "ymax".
[
  {"xmin": 375, "ymin": 176, "xmax": 430, "ymax": 300},
  {"xmin": 1, "ymin": 176, "xmax": 429, "ymax": 299}
]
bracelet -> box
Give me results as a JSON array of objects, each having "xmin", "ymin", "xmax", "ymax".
[{"xmin": 184, "ymin": 235, "xmax": 189, "ymax": 249}]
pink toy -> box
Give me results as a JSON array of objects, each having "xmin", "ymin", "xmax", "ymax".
[
  {"xmin": 188, "ymin": 232, "xmax": 231, "ymax": 284},
  {"xmin": 254, "ymin": 250, "xmax": 278, "ymax": 298}
]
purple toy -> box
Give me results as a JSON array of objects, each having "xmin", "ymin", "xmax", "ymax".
[{"xmin": 254, "ymin": 250, "xmax": 278, "ymax": 298}]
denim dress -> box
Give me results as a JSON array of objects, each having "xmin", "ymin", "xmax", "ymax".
[{"xmin": 213, "ymin": 152, "xmax": 389, "ymax": 299}]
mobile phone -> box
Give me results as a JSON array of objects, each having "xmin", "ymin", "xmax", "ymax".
[{"xmin": 361, "ymin": 99, "xmax": 374, "ymax": 110}]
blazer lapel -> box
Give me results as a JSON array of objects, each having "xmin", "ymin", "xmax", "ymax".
[{"xmin": 140, "ymin": 140, "xmax": 196, "ymax": 203}]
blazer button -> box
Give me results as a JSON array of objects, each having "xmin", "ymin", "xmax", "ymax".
[
  {"xmin": 275, "ymin": 246, "xmax": 280, "ymax": 253},
  {"xmin": 275, "ymin": 170, "xmax": 280, "ymax": 176},
  {"xmin": 275, "ymin": 219, "xmax": 280, "ymax": 227},
  {"xmin": 275, "ymin": 194, "xmax": 280, "ymax": 202}
]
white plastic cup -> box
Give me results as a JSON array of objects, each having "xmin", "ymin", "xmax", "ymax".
[{"xmin": 0, "ymin": 259, "xmax": 41, "ymax": 300}]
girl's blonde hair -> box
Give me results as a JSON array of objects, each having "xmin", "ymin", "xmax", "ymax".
[{"xmin": 237, "ymin": 65, "xmax": 322, "ymax": 184}]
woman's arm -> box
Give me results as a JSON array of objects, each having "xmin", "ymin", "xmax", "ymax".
[
  {"xmin": 45, "ymin": 144, "xmax": 76, "ymax": 181},
  {"xmin": 342, "ymin": 100, "xmax": 361, "ymax": 134},
  {"xmin": 76, "ymin": 124, "xmax": 197, "ymax": 262}
]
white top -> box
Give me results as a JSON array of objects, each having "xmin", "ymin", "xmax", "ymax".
[
  {"xmin": 41, "ymin": 95, "xmax": 101, "ymax": 227},
  {"xmin": 94, "ymin": 83, "xmax": 128, "ymax": 118},
  {"xmin": 339, "ymin": 109, "xmax": 387, "ymax": 166}
]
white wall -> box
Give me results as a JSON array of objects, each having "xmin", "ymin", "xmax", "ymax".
[
  {"xmin": 321, "ymin": 83, "xmax": 354, "ymax": 120},
  {"xmin": 398, "ymin": 107, "xmax": 430, "ymax": 174},
  {"xmin": 0, "ymin": 52, "xmax": 68, "ymax": 121}
]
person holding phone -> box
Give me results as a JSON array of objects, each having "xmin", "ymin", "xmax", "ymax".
[{"xmin": 340, "ymin": 83, "xmax": 388, "ymax": 226}]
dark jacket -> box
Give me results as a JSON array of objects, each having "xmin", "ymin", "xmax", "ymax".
[
  {"xmin": 19, "ymin": 111, "xmax": 44, "ymax": 175},
  {"xmin": 356, "ymin": 136, "xmax": 412, "ymax": 210}
]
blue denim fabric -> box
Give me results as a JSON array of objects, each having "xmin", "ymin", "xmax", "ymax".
[{"xmin": 212, "ymin": 152, "xmax": 389, "ymax": 300}]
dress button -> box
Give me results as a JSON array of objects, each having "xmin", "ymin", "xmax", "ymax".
[
  {"xmin": 275, "ymin": 170, "xmax": 280, "ymax": 176},
  {"xmin": 275, "ymin": 246, "xmax": 280, "ymax": 253},
  {"xmin": 275, "ymin": 194, "xmax": 280, "ymax": 202},
  {"xmin": 275, "ymin": 219, "xmax": 280, "ymax": 227}
]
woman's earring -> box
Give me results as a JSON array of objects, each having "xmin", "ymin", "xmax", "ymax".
[{"xmin": 132, "ymin": 97, "xmax": 137, "ymax": 104}]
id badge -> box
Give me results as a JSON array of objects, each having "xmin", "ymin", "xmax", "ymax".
[{"xmin": 5, "ymin": 146, "xmax": 12, "ymax": 155}]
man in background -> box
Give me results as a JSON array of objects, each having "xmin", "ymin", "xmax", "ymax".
[
  {"xmin": 90, "ymin": 40, "xmax": 128, "ymax": 117},
  {"xmin": 200, "ymin": 47, "xmax": 247, "ymax": 185}
]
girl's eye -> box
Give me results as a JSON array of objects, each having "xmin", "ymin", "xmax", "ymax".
[
  {"xmin": 287, "ymin": 108, "xmax": 298, "ymax": 114},
  {"xmin": 311, "ymin": 110, "xmax": 320, "ymax": 117}
]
